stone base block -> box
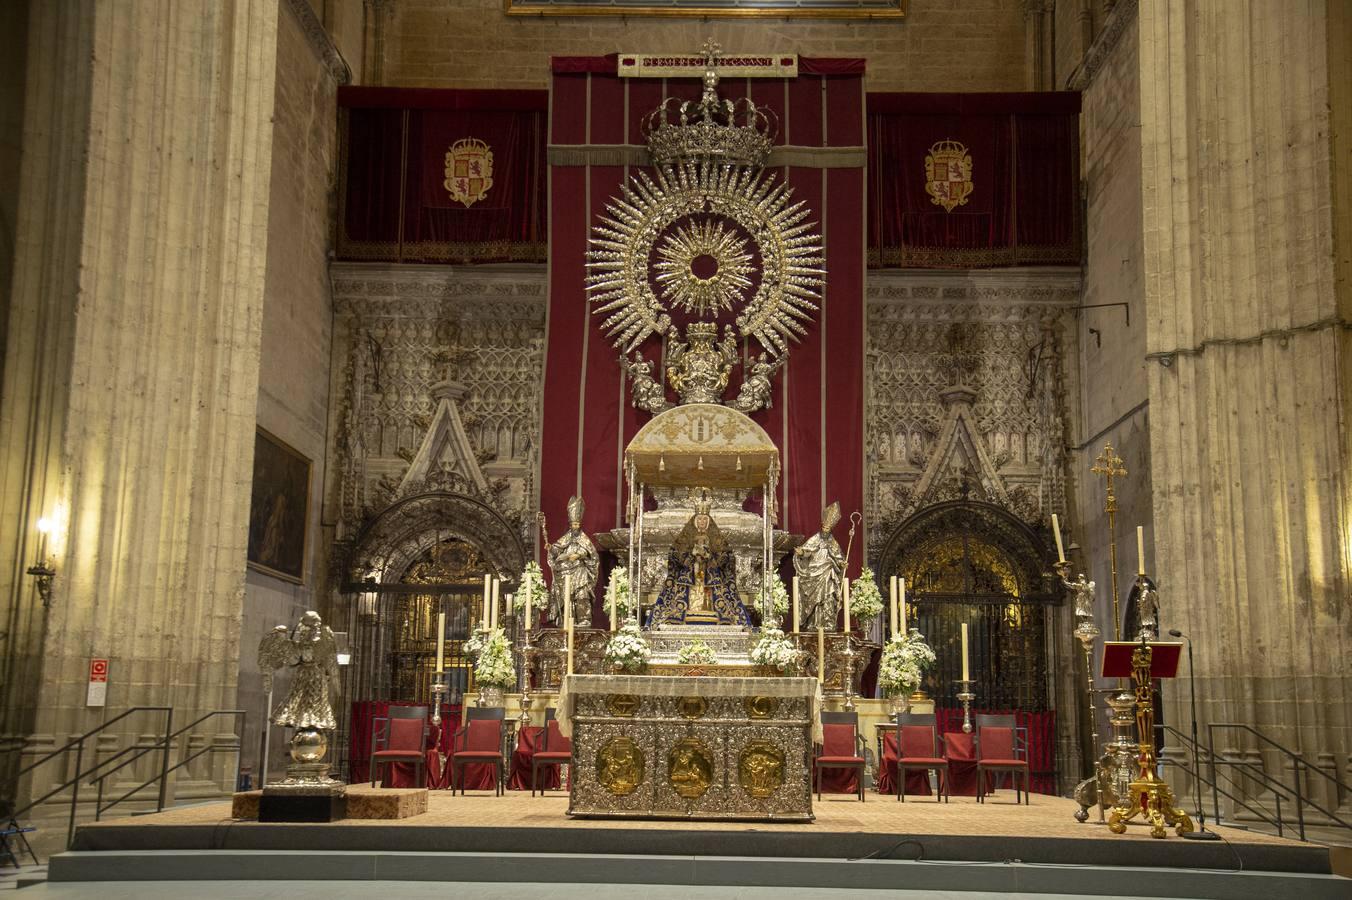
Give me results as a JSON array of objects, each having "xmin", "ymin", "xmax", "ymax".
[{"xmin": 232, "ymin": 786, "xmax": 427, "ymax": 820}]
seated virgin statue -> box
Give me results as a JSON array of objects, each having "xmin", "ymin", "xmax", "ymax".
[{"xmin": 647, "ymin": 502, "xmax": 749, "ymax": 627}]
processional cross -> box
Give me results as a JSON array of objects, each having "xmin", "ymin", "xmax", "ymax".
[{"xmin": 1090, "ymin": 443, "xmax": 1127, "ymax": 639}]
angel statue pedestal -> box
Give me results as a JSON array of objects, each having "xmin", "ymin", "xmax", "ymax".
[{"xmin": 257, "ymin": 611, "xmax": 348, "ymax": 822}]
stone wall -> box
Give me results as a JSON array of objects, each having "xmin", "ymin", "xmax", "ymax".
[
  {"xmin": 0, "ymin": 0, "xmax": 279, "ymax": 854},
  {"xmin": 373, "ymin": 0, "xmax": 1029, "ymax": 90},
  {"xmin": 1140, "ymin": 0, "xmax": 1351, "ymax": 818},
  {"xmin": 238, "ymin": 0, "xmax": 350, "ymax": 786}
]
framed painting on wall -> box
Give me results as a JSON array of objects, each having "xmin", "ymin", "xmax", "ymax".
[{"xmin": 247, "ymin": 427, "xmax": 311, "ymax": 584}]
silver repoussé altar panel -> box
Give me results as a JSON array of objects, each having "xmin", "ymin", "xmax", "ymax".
[{"xmin": 563, "ymin": 674, "xmax": 815, "ymax": 821}]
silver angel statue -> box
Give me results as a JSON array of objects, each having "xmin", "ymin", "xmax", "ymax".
[
  {"xmin": 1062, "ymin": 573, "xmax": 1096, "ymax": 621},
  {"xmin": 794, "ymin": 501, "xmax": 845, "ymax": 631},
  {"xmin": 730, "ymin": 352, "xmax": 783, "ymax": 414},
  {"xmin": 623, "ymin": 352, "xmax": 672, "ymax": 415},
  {"xmin": 258, "ymin": 611, "xmax": 342, "ymax": 786},
  {"xmin": 546, "ymin": 495, "xmax": 600, "ymax": 626}
]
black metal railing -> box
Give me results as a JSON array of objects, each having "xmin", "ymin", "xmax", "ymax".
[
  {"xmin": 3, "ymin": 706, "xmax": 244, "ymax": 848},
  {"xmin": 1153, "ymin": 721, "xmax": 1352, "ymax": 842}
]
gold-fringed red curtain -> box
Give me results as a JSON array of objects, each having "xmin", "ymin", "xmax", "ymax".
[
  {"xmin": 866, "ymin": 92, "xmax": 1080, "ymax": 268},
  {"xmin": 337, "ymin": 87, "xmax": 548, "ymax": 264}
]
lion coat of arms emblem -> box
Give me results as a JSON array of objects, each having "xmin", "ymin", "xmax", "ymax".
[
  {"xmin": 444, "ymin": 137, "xmax": 494, "ymax": 207},
  {"xmin": 924, "ymin": 139, "xmax": 973, "ymax": 213}
]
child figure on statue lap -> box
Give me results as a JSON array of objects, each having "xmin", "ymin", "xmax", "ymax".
[{"xmin": 648, "ymin": 496, "xmax": 749, "ymax": 627}]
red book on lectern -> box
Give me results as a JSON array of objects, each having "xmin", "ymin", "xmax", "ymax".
[{"xmin": 1101, "ymin": 641, "xmax": 1183, "ymax": 679}]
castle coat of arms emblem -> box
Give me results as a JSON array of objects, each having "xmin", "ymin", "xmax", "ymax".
[
  {"xmin": 444, "ymin": 138, "xmax": 494, "ymax": 207},
  {"xmin": 924, "ymin": 139, "xmax": 973, "ymax": 213}
]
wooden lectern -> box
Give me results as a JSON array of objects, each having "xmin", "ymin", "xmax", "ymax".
[{"xmin": 1100, "ymin": 640, "xmax": 1194, "ymax": 838}]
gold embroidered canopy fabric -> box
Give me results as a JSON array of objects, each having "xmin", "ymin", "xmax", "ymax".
[{"xmin": 625, "ymin": 403, "xmax": 779, "ymax": 490}]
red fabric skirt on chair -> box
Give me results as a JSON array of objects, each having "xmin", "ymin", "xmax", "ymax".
[
  {"xmin": 875, "ymin": 732, "xmax": 934, "ymax": 796},
  {"xmin": 507, "ymin": 726, "xmax": 562, "ymax": 791}
]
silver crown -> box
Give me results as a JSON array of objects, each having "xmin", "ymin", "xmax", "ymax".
[{"xmin": 643, "ymin": 41, "xmax": 777, "ymax": 169}]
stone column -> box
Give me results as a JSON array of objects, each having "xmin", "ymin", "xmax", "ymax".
[
  {"xmin": 1139, "ymin": 0, "xmax": 1351, "ymax": 814},
  {"xmin": 0, "ymin": 0, "xmax": 279, "ymax": 842}
]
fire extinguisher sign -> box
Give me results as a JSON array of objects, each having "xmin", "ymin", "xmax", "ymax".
[{"xmin": 87, "ymin": 658, "xmax": 109, "ymax": 707}]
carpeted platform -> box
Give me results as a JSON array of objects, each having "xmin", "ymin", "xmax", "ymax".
[{"xmin": 69, "ymin": 789, "xmax": 1330, "ymax": 876}]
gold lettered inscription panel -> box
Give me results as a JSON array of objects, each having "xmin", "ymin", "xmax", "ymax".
[{"xmin": 506, "ymin": 0, "xmax": 903, "ymax": 19}]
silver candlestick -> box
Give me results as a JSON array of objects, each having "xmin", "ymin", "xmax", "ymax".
[
  {"xmin": 957, "ymin": 679, "xmax": 976, "ymax": 732},
  {"xmin": 430, "ymin": 672, "xmax": 448, "ymax": 727},
  {"xmin": 841, "ymin": 635, "xmax": 858, "ymax": 712},
  {"xmin": 518, "ymin": 629, "xmax": 535, "ymax": 727}
]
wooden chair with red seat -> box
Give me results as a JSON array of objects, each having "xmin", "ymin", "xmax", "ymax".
[
  {"xmin": 815, "ymin": 711, "xmax": 866, "ymax": 801},
  {"xmin": 450, "ymin": 706, "xmax": 507, "ymax": 796},
  {"xmin": 893, "ymin": 712, "xmax": 949, "ymax": 803},
  {"xmin": 975, "ymin": 713, "xmax": 1030, "ymax": 804},
  {"xmin": 531, "ymin": 707, "xmax": 572, "ymax": 796},
  {"xmin": 369, "ymin": 704, "xmax": 429, "ymax": 788}
]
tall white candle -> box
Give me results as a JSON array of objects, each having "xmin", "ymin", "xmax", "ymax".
[
  {"xmin": 961, "ymin": 622, "xmax": 970, "ymax": 682},
  {"xmin": 792, "ymin": 576, "xmax": 801, "ymax": 633},
  {"xmin": 610, "ymin": 574, "xmax": 617, "ymax": 631},
  {"xmin": 889, "ymin": 576, "xmax": 898, "ymax": 636},
  {"xmin": 435, "ymin": 611, "xmax": 446, "ymax": 672},
  {"xmin": 817, "ymin": 625, "xmax": 825, "ymax": 682},
  {"xmin": 843, "ymin": 578, "xmax": 851, "ymax": 632},
  {"xmin": 491, "ymin": 578, "xmax": 501, "ymax": 630},
  {"xmin": 482, "ymin": 574, "xmax": 491, "ymax": 631},
  {"xmin": 566, "ymin": 574, "xmax": 575, "ymax": 674},
  {"xmin": 1051, "ymin": 514, "xmax": 1066, "ymax": 563},
  {"xmin": 1136, "ymin": 525, "xmax": 1146, "ymax": 576},
  {"xmin": 899, "ymin": 577, "xmax": 908, "ymax": 635}
]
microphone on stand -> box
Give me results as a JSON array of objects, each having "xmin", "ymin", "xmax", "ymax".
[{"xmin": 1169, "ymin": 628, "xmax": 1221, "ymax": 840}]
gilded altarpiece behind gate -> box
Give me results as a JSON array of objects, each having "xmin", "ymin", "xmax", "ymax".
[{"xmin": 864, "ymin": 271, "xmax": 1082, "ymax": 788}]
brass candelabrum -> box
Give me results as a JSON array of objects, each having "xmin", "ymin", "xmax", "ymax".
[
  {"xmin": 956, "ymin": 679, "xmax": 975, "ymax": 732},
  {"xmin": 1107, "ymin": 640, "xmax": 1195, "ymax": 838}
]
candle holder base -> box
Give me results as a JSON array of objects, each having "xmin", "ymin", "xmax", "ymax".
[{"xmin": 956, "ymin": 680, "xmax": 975, "ymax": 733}]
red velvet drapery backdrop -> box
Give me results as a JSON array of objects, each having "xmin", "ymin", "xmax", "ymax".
[
  {"xmin": 866, "ymin": 92, "xmax": 1080, "ymax": 268},
  {"xmin": 337, "ymin": 87, "xmax": 548, "ymax": 264},
  {"xmin": 540, "ymin": 58, "xmax": 867, "ymax": 602}
]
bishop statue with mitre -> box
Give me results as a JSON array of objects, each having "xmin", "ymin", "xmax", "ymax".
[
  {"xmin": 547, "ymin": 495, "xmax": 599, "ymax": 627},
  {"xmin": 794, "ymin": 501, "xmax": 845, "ymax": 630}
]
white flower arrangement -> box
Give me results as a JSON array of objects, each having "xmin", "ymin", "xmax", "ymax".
[
  {"xmin": 512, "ymin": 561, "xmax": 549, "ymax": 616},
  {"xmin": 463, "ymin": 627, "xmax": 488, "ymax": 660},
  {"xmin": 760, "ymin": 576, "xmax": 790, "ymax": 625},
  {"xmin": 603, "ymin": 621, "xmax": 652, "ymax": 673},
  {"xmin": 849, "ymin": 569, "xmax": 886, "ymax": 621},
  {"xmin": 604, "ymin": 567, "xmax": 637, "ymax": 621},
  {"xmin": 676, "ymin": 638, "xmax": 717, "ymax": 666},
  {"xmin": 473, "ymin": 627, "xmax": 516, "ymax": 689},
  {"xmin": 878, "ymin": 628, "xmax": 938, "ymax": 698},
  {"xmin": 749, "ymin": 626, "xmax": 799, "ymax": 674}
]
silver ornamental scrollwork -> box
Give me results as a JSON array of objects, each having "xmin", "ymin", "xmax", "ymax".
[{"xmin": 586, "ymin": 161, "xmax": 825, "ymax": 357}]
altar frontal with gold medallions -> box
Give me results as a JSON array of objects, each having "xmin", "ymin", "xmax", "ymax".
[{"xmin": 559, "ymin": 674, "xmax": 818, "ymax": 821}]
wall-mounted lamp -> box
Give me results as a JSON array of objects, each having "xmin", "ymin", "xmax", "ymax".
[{"xmin": 27, "ymin": 517, "xmax": 55, "ymax": 608}]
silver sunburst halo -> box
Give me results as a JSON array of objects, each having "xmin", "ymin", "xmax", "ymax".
[
  {"xmin": 653, "ymin": 218, "xmax": 754, "ymax": 317},
  {"xmin": 586, "ymin": 160, "xmax": 825, "ymax": 355}
]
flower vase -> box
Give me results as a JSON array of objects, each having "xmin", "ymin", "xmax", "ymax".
[
  {"xmin": 889, "ymin": 693, "xmax": 910, "ymax": 716},
  {"xmin": 478, "ymin": 685, "xmax": 506, "ymax": 708}
]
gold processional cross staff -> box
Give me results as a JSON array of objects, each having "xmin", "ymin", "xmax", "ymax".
[{"xmin": 1090, "ymin": 443, "xmax": 1127, "ymax": 641}]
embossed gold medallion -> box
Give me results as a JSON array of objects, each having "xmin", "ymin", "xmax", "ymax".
[
  {"xmin": 924, "ymin": 140, "xmax": 973, "ymax": 213},
  {"xmin": 667, "ymin": 737, "xmax": 713, "ymax": 799},
  {"xmin": 744, "ymin": 696, "xmax": 778, "ymax": 719},
  {"xmin": 678, "ymin": 696, "xmax": 708, "ymax": 719},
  {"xmin": 606, "ymin": 694, "xmax": 641, "ymax": 717},
  {"xmin": 738, "ymin": 740, "xmax": 784, "ymax": 799},
  {"xmin": 597, "ymin": 737, "xmax": 645, "ymax": 796}
]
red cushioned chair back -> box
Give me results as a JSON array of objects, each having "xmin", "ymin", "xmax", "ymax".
[
  {"xmin": 978, "ymin": 725, "xmax": 1015, "ymax": 760},
  {"xmin": 900, "ymin": 724, "xmax": 936, "ymax": 759},
  {"xmin": 388, "ymin": 715, "xmax": 424, "ymax": 751},
  {"xmin": 822, "ymin": 722, "xmax": 856, "ymax": 757},
  {"xmin": 465, "ymin": 717, "xmax": 500, "ymax": 752},
  {"xmin": 545, "ymin": 718, "xmax": 571, "ymax": 754}
]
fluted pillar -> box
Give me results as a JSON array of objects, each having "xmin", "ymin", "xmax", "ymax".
[
  {"xmin": 0, "ymin": 0, "xmax": 279, "ymax": 835},
  {"xmin": 1140, "ymin": 0, "xmax": 1351, "ymax": 804}
]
